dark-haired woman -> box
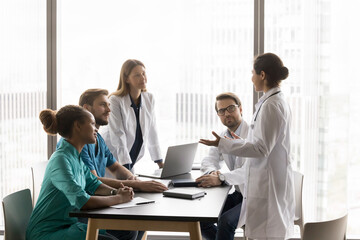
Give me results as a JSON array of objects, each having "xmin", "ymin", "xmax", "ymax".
[
  {"xmin": 200, "ymin": 53, "xmax": 295, "ymax": 240},
  {"xmin": 26, "ymin": 105, "xmax": 136, "ymax": 240}
]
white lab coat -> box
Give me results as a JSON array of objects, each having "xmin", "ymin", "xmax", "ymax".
[
  {"xmin": 201, "ymin": 120, "xmax": 249, "ymax": 193},
  {"xmin": 101, "ymin": 92, "xmax": 162, "ymax": 166},
  {"xmin": 218, "ymin": 87, "xmax": 295, "ymax": 239}
]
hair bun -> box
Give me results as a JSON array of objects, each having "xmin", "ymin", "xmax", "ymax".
[
  {"xmin": 280, "ymin": 66, "xmax": 289, "ymax": 80},
  {"xmin": 39, "ymin": 109, "xmax": 58, "ymax": 135}
]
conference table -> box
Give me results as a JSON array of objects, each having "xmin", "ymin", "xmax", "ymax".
[{"xmin": 69, "ymin": 172, "xmax": 231, "ymax": 240}]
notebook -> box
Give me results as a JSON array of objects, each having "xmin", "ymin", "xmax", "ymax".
[
  {"xmin": 171, "ymin": 179, "xmax": 199, "ymax": 187},
  {"xmin": 137, "ymin": 142, "xmax": 198, "ymax": 179},
  {"xmin": 163, "ymin": 188, "xmax": 206, "ymax": 199}
]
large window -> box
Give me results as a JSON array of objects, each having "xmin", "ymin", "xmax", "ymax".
[
  {"xmin": 0, "ymin": 0, "xmax": 47, "ymax": 227},
  {"xmin": 265, "ymin": 0, "xmax": 360, "ymax": 235},
  {"xmin": 57, "ymin": 0, "xmax": 254, "ymax": 170},
  {"xmin": 1, "ymin": 0, "xmax": 359, "ymax": 237}
]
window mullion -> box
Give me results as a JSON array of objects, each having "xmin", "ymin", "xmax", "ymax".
[
  {"xmin": 46, "ymin": 0, "xmax": 57, "ymax": 159},
  {"xmin": 253, "ymin": 0, "xmax": 264, "ymax": 112}
]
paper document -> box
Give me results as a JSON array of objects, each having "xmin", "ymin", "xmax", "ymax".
[{"xmin": 110, "ymin": 197, "xmax": 155, "ymax": 209}]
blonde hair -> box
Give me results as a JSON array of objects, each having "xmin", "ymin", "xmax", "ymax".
[{"xmin": 111, "ymin": 59, "xmax": 147, "ymax": 97}]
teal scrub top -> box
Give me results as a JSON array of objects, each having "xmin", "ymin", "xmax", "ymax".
[
  {"xmin": 26, "ymin": 140, "xmax": 102, "ymax": 240},
  {"xmin": 57, "ymin": 133, "xmax": 116, "ymax": 178}
]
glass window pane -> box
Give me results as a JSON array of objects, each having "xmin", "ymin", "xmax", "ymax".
[
  {"xmin": 57, "ymin": 0, "xmax": 254, "ymax": 171},
  {"xmin": 265, "ymin": 0, "xmax": 360, "ymax": 235},
  {"xmin": 0, "ymin": 0, "xmax": 47, "ymax": 227}
]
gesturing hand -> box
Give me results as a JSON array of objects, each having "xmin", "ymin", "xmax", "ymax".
[
  {"xmin": 199, "ymin": 131, "xmax": 221, "ymax": 147},
  {"xmin": 224, "ymin": 131, "xmax": 240, "ymax": 140}
]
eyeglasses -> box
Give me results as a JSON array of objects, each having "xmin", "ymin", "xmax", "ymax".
[{"xmin": 217, "ymin": 104, "xmax": 239, "ymax": 116}]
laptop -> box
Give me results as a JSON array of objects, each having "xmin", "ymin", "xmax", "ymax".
[{"xmin": 137, "ymin": 142, "xmax": 198, "ymax": 179}]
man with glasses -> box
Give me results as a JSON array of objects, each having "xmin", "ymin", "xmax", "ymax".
[{"xmin": 196, "ymin": 92, "xmax": 249, "ymax": 240}]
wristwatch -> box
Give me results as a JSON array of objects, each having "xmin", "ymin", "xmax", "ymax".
[
  {"xmin": 110, "ymin": 189, "xmax": 117, "ymax": 195},
  {"xmin": 218, "ymin": 173, "xmax": 226, "ymax": 185}
]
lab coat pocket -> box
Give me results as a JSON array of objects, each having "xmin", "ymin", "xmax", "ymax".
[{"xmin": 248, "ymin": 168, "xmax": 269, "ymax": 199}]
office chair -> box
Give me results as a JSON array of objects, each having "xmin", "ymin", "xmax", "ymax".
[
  {"xmin": 2, "ymin": 188, "xmax": 33, "ymax": 240},
  {"xmin": 31, "ymin": 160, "xmax": 48, "ymax": 207},
  {"xmin": 302, "ymin": 214, "xmax": 347, "ymax": 240},
  {"xmin": 294, "ymin": 171, "xmax": 304, "ymax": 238}
]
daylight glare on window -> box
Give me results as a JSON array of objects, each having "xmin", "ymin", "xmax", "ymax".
[{"xmin": 1, "ymin": 0, "xmax": 359, "ymax": 236}]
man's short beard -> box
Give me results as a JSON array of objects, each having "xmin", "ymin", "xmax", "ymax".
[
  {"xmin": 223, "ymin": 117, "xmax": 240, "ymax": 130},
  {"xmin": 225, "ymin": 122, "xmax": 238, "ymax": 129},
  {"xmin": 95, "ymin": 117, "xmax": 108, "ymax": 126}
]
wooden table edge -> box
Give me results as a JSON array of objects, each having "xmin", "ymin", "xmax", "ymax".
[{"xmin": 86, "ymin": 218, "xmax": 202, "ymax": 240}]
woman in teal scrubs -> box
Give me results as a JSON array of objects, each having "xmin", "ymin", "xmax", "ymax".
[{"xmin": 26, "ymin": 105, "xmax": 136, "ymax": 240}]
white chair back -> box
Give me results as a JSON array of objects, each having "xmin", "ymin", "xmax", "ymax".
[
  {"xmin": 31, "ymin": 161, "xmax": 48, "ymax": 207},
  {"xmin": 293, "ymin": 171, "xmax": 304, "ymax": 237},
  {"xmin": 303, "ymin": 214, "xmax": 347, "ymax": 240}
]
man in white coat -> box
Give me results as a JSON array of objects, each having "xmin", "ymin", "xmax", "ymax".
[{"xmin": 196, "ymin": 92, "xmax": 249, "ymax": 240}]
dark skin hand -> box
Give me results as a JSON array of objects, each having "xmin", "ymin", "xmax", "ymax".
[{"xmin": 116, "ymin": 186, "xmax": 134, "ymax": 199}]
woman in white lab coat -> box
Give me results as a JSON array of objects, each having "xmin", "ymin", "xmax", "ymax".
[
  {"xmin": 103, "ymin": 59, "xmax": 163, "ymax": 171},
  {"xmin": 200, "ymin": 53, "xmax": 295, "ymax": 240}
]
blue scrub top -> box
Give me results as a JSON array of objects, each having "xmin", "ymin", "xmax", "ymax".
[
  {"xmin": 26, "ymin": 139, "xmax": 102, "ymax": 240},
  {"xmin": 80, "ymin": 133, "xmax": 116, "ymax": 177}
]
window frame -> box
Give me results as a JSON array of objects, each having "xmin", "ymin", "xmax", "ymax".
[{"xmin": 46, "ymin": 0, "xmax": 266, "ymax": 156}]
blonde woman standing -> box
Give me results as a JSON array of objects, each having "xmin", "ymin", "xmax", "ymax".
[{"xmin": 103, "ymin": 59, "xmax": 163, "ymax": 171}]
